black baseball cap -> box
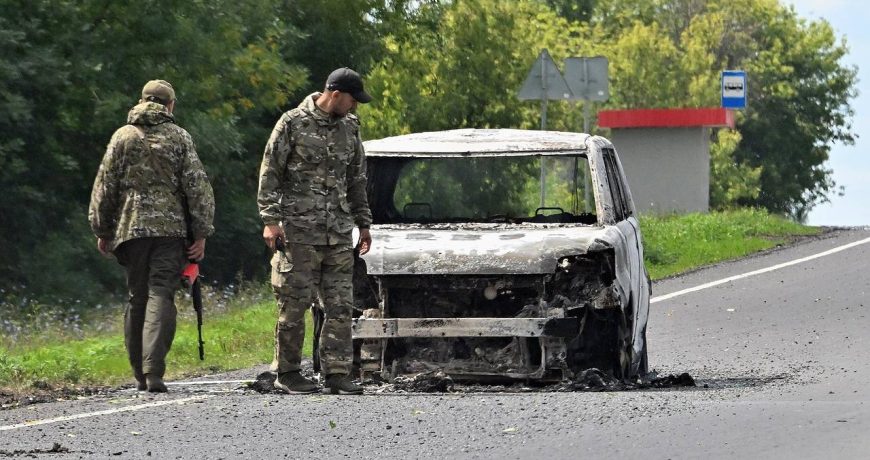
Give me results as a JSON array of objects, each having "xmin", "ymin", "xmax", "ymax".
[{"xmin": 325, "ymin": 67, "xmax": 372, "ymax": 103}]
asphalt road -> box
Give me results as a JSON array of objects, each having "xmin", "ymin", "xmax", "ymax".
[{"xmin": 2, "ymin": 228, "xmax": 869, "ymax": 459}]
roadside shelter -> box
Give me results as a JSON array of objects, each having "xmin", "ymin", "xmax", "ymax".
[{"xmin": 597, "ymin": 108, "xmax": 734, "ymax": 214}]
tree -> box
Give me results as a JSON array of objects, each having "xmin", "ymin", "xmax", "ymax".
[
  {"xmin": 734, "ymin": 8, "xmax": 855, "ymax": 217},
  {"xmin": 360, "ymin": 0, "xmax": 589, "ymax": 138},
  {"xmin": 709, "ymin": 129, "xmax": 761, "ymax": 208},
  {"xmin": 0, "ymin": 1, "xmax": 119, "ymax": 297},
  {"xmin": 544, "ymin": 0, "xmax": 598, "ymax": 22},
  {"xmin": 0, "ymin": 0, "xmax": 309, "ymax": 300}
]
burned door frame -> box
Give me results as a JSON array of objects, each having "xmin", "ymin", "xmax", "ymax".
[{"xmin": 597, "ymin": 145, "xmax": 649, "ymax": 376}]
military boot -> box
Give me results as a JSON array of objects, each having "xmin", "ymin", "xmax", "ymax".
[
  {"xmin": 274, "ymin": 371, "xmax": 319, "ymax": 394},
  {"xmin": 134, "ymin": 371, "xmax": 147, "ymax": 391},
  {"xmin": 323, "ymin": 374, "xmax": 363, "ymax": 395},
  {"xmin": 145, "ymin": 374, "xmax": 168, "ymax": 393}
]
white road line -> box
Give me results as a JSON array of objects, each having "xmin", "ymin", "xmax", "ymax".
[
  {"xmin": 166, "ymin": 379, "xmax": 253, "ymax": 386},
  {"xmin": 651, "ymin": 235, "xmax": 870, "ymax": 304},
  {"xmin": 0, "ymin": 395, "xmax": 211, "ymax": 432}
]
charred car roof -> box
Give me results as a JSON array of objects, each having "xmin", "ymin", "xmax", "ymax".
[{"xmin": 363, "ymin": 128, "xmax": 602, "ymax": 157}]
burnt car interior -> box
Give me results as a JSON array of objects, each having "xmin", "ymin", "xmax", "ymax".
[{"xmin": 366, "ymin": 155, "xmax": 597, "ymax": 225}]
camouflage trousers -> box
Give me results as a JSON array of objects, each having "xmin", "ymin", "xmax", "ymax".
[
  {"xmin": 114, "ymin": 237, "xmax": 186, "ymax": 379},
  {"xmin": 270, "ymin": 243, "xmax": 354, "ymax": 376}
]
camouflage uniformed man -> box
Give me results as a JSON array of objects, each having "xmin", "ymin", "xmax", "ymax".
[
  {"xmin": 89, "ymin": 80, "xmax": 215, "ymax": 392},
  {"xmin": 258, "ymin": 68, "xmax": 373, "ymax": 395}
]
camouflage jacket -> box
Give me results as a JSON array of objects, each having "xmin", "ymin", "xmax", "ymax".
[
  {"xmin": 257, "ymin": 93, "xmax": 373, "ymax": 245},
  {"xmin": 89, "ymin": 102, "xmax": 215, "ymax": 251}
]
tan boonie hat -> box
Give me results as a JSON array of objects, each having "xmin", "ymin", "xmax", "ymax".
[{"xmin": 141, "ymin": 80, "xmax": 176, "ymax": 104}]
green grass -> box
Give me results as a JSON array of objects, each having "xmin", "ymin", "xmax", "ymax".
[
  {"xmin": 0, "ymin": 289, "xmax": 313, "ymax": 391},
  {"xmin": 0, "ymin": 208, "xmax": 818, "ymax": 392},
  {"xmin": 640, "ymin": 208, "xmax": 819, "ymax": 280}
]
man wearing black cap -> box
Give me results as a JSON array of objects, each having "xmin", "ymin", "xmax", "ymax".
[{"xmin": 257, "ymin": 67, "xmax": 374, "ymax": 395}]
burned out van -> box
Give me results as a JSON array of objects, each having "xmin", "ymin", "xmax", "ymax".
[{"xmin": 351, "ymin": 129, "xmax": 650, "ymax": 382}]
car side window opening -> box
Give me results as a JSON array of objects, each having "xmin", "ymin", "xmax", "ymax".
[
  {"xmin": 375, "ymin": 155, "xmax": 597, "ymax": 225},
  {"xmin": 602, "ymin": 150, "xmax": 631, "ymax": 221}
]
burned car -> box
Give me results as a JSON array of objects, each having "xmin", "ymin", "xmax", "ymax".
[{"xmin": 351, "ymin": 129, "xmax": 650, "ymax": 382}]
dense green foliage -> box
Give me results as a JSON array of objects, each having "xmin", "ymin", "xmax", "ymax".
[{"xmin": 0, "ymin": 0, "xmax": 856, "ymax": 304}]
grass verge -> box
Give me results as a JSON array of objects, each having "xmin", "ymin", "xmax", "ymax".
[
  {"xmin": 0, "ymin": 208, "xmax": 819, "ymax": 396},
  {"xmin": 640, "ymin": 208, "xmax": 819, "ymax": 280},
  {"xmin": 0, "ymin": 285, "xmax": 313, "ymax": 396}
]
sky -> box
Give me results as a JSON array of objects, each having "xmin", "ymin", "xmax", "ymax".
[{"xmin": 788, "ymin": 0, "xmax": 870, "ymax": 225}]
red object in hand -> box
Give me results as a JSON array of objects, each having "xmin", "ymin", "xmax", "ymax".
[{"xmin": 181, "ymin": 263, "xmax": 200, "ymax": 287}]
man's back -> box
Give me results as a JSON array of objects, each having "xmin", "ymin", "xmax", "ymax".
[{"xmin": 89, "ymin": 101, "xmax": 214, "ymax": 251}]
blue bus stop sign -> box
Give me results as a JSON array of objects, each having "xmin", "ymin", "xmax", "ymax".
[{"xmin": 722, "ymin": 70, "xmax": 747, "ymax": 109}]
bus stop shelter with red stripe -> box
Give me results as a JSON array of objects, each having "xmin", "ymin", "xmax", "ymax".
[{"xmin": 597, "ymin": 108, "xmax": 734, "ymax": 214}]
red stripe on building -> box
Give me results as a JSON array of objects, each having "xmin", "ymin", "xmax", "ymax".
[{"xmin": 598, "ymin": 108, "xmax": 735, "ymax": 129}]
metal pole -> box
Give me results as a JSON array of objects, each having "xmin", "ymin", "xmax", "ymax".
[
  {"xmin": 541, "ymin": 51, "xmax": 548, "ymax": 130},
  {"xmin": 569, "ymin": 100, "xmax": 579, "ymax": 214},
  {"xmin": 583, "ymin": 101, "xmax": 591, "ymax": 212},
  {"xmin": 583, "ymin": 101, "xmax": 590, "ymax": 133},
  {"xmin": 572, "ymin": 156, "xmax": 579, "ymax": 215},
  {"xmin": 582, "ymin": 59, "xmax": 591, "ymax": 213},
  {"xmin": 541, "ymin": 99, "xmax": 548, "ymax": 130},
  {"xmin": 540, "ymin": 51, "xmax": 547, "ymax": 207}
]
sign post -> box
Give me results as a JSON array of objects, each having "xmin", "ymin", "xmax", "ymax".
[
  {"xmin": 564, "ymin": 56, "xmax": 609, "ymax": 212},
  {"xmin": 721, "ymin": 70, "xmax": 747, "ymax": 109},
  {"xmin": 518, "ymin": 49, "xmax": 572, "ymax": 130},
  {"xmin": 518, "ymin": 49, "xmax": 572, "ymax": 206},
  {"xmin": 564, "ymin": 56, "xmax": 609, "ymax": 132}
]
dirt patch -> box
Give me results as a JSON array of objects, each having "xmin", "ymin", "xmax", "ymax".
[
  {"xmin": 0, "ymin": 442, "xmax": 85, "ymax": 457},
  {"xmin": 0, "ymin": 384, "xmax": 113, "ymax": 411},
  {"xmin": 0, "ymin": 390, "xmax": 14, "ymax": 409}
]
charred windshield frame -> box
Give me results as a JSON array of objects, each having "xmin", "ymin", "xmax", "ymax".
[{"xmin": 366, "ymin": 154, "xmax": 597, "ymax": 225}]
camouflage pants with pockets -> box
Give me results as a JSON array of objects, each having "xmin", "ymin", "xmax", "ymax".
[
  {"xmin": 114, "ymin": 237, "xmax": 186, "ymax": 379},
  {"xmin": 271, "ymin": 243, "xmax": 354, "ymax": 376}
]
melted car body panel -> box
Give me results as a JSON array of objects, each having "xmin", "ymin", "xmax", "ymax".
[
  {"xmin": 362, "ymin": 225, "xmax": 607, "ymax": 275},
  {"xmin": 362, "ymin": 128, "xmax": 590, "ymax": 157}
]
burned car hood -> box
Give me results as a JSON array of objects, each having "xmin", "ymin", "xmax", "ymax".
[{"xmin": 362, "ymin": 224, "xmax": 613, "ymax": 275}]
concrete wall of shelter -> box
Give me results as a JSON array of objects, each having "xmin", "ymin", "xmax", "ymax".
[{"xmin": 608, "ymin": 127, "xmax": 709, "ymax": 214}]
